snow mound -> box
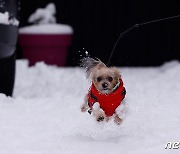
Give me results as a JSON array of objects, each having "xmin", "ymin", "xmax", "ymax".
[
  {"xmin": 0, "ymin": 60, "xmax": 179, "ymax": 154},
  {"xmin": 19, "ymin": 3, "xmax": 73, "ymax": 34},
  {"xmin": 28, "ymin": 3, "xmax": 56, "ymax": 24}
]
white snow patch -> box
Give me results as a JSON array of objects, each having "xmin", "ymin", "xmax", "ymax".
[
  {"xmin": 0, "ymin": 60, "xmax": 179, "ymax": 154},
  {"xmin": 0, "ymin": 11, "xmax": 19, "ymax": 26},
  {"xmin": 28, "ymin": 3, "xmax": 56, "ymax": 24},
  {"xmin": 19, "ymin": 24, "xmax": 73, "ymax": 34},
  {"xmin": 0, "ymin": 11, "xmax": 9, "ymax": 25}
]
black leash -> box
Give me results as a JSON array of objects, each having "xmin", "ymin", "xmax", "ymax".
[{"xmin": 107, "ymin": 14, "xmax": 180, "ymax": 66}]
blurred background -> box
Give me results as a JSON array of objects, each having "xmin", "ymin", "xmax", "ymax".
[{"xmin": 14, "ymin": 0, "xmax": 180, "ymax": 66}]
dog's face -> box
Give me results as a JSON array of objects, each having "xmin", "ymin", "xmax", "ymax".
[
  {"xmin": 92, "ymin": 65, "xmax": 120, "ymax": 94},
  {"xmin": 81, "ymin": 57, "xmax": 121, "ymax": 94}
]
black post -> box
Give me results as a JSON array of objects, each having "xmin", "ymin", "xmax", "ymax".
[{"xmin": 0, "ymin": 0, "xmax": 18, "ymax": 96}]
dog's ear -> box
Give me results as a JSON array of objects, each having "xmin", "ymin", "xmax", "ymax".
[
  {"xmin": 96, "ymin": 62, "xmax": 106, "ymax": 70},
  {"xmin": 111, "ymin": 67, "xmax": 121, "ymax": 79},
  {"xmin": 80, "ymin": 57, "xmax": 106, "ymax": 78}
]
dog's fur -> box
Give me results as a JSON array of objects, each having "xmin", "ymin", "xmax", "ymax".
[{"xmin": 80, "ymin": 57, "xmax": 124, "ymax": 125}]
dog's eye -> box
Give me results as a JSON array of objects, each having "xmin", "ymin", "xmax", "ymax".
[
  {"xmin": 107, "ymin": 77, "xmax": 113, "ymax": 82},
  {"xmin": 97, "ymin": 77, "xmax": 102, "ymax": 82}
]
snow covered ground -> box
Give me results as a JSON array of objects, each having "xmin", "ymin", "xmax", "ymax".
[{"xmin": 0, "ymin": 60, "xmax": 180, "ymax": 154}]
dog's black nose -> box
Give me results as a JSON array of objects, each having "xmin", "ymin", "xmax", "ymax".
[{"xmin": 102, "ymin": 82, "xmax": 108, "ymax": 88}]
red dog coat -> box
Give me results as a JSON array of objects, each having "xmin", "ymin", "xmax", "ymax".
[{"xmin": 88, "ymin": 79, "xmax": 126, "ymax": 116}]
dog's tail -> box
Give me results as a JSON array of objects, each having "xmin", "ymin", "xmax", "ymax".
[{"xmin": 80, "ymin": 57, "xmax": 106, "ymax": 78}]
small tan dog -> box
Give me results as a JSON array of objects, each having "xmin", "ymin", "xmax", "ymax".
[{"xmin": 81, "ymin": 58, "xmax": 126, "ymax": 125}]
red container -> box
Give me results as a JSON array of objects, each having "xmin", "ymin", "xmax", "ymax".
[{"xmin": 18, "ymin": 34, "xmax": 72, "ymax": 66}]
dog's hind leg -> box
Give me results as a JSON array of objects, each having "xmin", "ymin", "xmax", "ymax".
[{"xmin": 114, "ymin": 113, "xmax": 122, "ymax": 125}]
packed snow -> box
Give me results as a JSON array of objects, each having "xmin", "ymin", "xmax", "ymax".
[
  {"xmin": 0, "ymin": 60, "xmax": 180, "ymax": 154},
  {"xmin": 0, "ymin": 11, "xmax": 19, "ymax": 26}
]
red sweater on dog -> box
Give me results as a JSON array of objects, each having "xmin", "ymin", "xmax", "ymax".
[{"xmin": 88, "ymin": 79, "xmax": 126, "ymax": 116}]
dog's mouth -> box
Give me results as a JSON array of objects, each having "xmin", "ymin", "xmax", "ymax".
[
  {"xmin": 102, "ymin": 87, "xmax": 109, "ymax": 90},
  {"xmin": 100, "ymin": 88, "xmax": 111, "ymax": 94}
]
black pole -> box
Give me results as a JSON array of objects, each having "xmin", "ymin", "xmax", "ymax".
[
  {"xmin": 107, "ymin": 14, "xmax": 180, "ymax": 66},
  {"xmin": 0, "ymin": 0, "xmax": 18, "ymax": 96}
]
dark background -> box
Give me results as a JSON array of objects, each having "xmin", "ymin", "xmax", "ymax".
[{"xmin": 19, "ymin": 0, "xmax": 180, "ymax": 66}]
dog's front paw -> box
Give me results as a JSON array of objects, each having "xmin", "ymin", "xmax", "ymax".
[
  {"xmin": 114, "ymin": 115, "xmax": 122, "ymax": 125},
  {"xmin": 97, "ymin": 116, "xmax": 104, "ymax": 122}
]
